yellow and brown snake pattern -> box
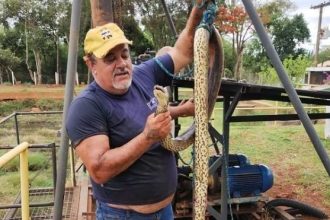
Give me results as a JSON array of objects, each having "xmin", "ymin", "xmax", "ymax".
[{"xmin": 154, "ymin": 26, "xmax": 223, "ymax": 219}]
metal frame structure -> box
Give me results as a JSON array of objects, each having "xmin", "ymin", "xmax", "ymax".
[{"xmin": 172, "ymin": 78, "xmax": 330, "ymax": 219}]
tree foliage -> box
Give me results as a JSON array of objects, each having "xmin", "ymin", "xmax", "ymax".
[
  {"xmin": 134, "ymin": 0, "xmax": 190, "ymax": 50},
  {"xmin": 0, "ymin": 0, "xmax": 316, "ymax": 86},
  {"xmin": 258, "ymin": 55, "xmax": 311, "ymax": 86},
  {"xmin": 318, "ymin": 48, "xmax": 330, "ymax": 65},
  {"xmin": 123, "ymin": 17, "xmax": 153, "ymax": 56},
  {"xmin": 271, "ymin": 14, "xmax": 310, "ymax": 61},
  {"xmin": 216, "ymin": 4, "xmax": 252, "ymax": 80},
  {"xmin": 0, "ymin": 47, "xmax": 20, "ymax": 83},
  {"xmin": 243, "ymin": 0, "xmax": 311, "ymax": 84},
  {"xmin": 0, "ymin": 0, "xmax": 71, "ymax": 84}
]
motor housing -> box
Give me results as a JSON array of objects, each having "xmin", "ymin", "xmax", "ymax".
[{"xmin": 228, "ymin": 164, "xmax": 273, "ymax": 198}]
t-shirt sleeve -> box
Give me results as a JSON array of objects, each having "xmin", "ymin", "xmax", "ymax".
[
  {"xmin": 134, "ymin": 54, "xmax": 174, "ymax": 87},
  {"xmin": 153, "ymin": 53, "xmax": 174, "ymax": 85},
  {"xmin": 65, "ymin": 97, "xmax": 108, "ymax": 147}
]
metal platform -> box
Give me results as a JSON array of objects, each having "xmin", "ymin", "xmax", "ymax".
[{"xmin": 0, "ymin": 187, "xmax": 79, "ymax": 220}]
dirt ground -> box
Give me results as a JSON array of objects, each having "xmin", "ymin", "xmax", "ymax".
[
  {"xmin": 1, "ymin": 84, "xmax": 329, "ymax": 217},
  {"xmin": 0, "ymin": 84, "xmax": 67, "ymax": 101},
  {"xmin": 266, "ymin": 165, "xmax": 330, "ymax": 217}
]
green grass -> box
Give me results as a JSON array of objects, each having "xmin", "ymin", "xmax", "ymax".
[
  {"xmin": 0, "ymin": 99, "xmax": 64, "ymax": 117},
  {"xmin": 0, "ymin": 113, "xmax": 62, "ymax": 146},
  {"xmin": 1, "ymin": 152, "xmax": 50, "ymax": 172}
]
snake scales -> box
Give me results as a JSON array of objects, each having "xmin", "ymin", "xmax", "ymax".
[{"xmin": 154, "ymin": 25, "xmax": 223, "ymax": 219}]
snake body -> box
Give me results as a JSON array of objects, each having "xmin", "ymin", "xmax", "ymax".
[{"xmin": 154, "ymin": 25, "xmax": 223, "ymax": 219}]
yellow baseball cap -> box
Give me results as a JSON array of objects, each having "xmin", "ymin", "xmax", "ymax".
[{"xmin": 84, "ymin": 23, "xmax": 133, "ymax": 58}]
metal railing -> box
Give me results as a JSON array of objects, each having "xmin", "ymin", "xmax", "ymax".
[
  {"xmin": 0, "ymin": 110, "xmax": 77, "ymax": 219},
  {"xmin": 0, "ymin": 111, "xmax": 62, "ymax": 145},
  {"xmin": 0, "ymin": 142, "xmax": 30, "ymax": 220}
]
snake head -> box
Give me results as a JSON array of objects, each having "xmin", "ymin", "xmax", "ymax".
[{"xmin": 154, "ymin": 85, "xmax": 169, "ymax": 113}]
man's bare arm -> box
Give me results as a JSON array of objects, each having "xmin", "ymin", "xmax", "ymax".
[{"xmin": 75, "ymin": 112, "xmax": 172, "ymax": 184}]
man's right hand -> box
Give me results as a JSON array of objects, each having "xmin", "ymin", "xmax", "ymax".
[{"xmin": 142, "ymin": 111, "xmax": 172, "ymax": 142}]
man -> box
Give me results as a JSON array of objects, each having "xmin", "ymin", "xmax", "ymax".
[{"xmin": 66, "ymin": 3, "xmax": 208, "ymax": 219}]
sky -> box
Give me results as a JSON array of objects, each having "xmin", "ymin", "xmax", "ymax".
[{"xmin": 289, "ymin": 0, "xmax": 330, "ymax": 51}]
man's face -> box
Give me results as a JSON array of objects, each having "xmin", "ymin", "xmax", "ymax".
[{"xmin": 92, "ymin": 44, "xmax": 133, "ymax": 94}]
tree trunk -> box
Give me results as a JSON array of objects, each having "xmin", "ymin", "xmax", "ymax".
[
  {"xmin": 9, "ymin": 67, "xmax": 16, "ymax": 85},
  {"xmin": 113, "ymin": 0, "xmax": 123, "ymax": 28},
  {"xmin": 234, "ymin": 47, "xmax": 243, "ymax": 81},
  {"xmin": 89, "ymin": 0, "xmax": 124, "ymax": 27},
  {"xmin": 25, "ymin": 20, "xmax": 35, "ymax": 84},
  {"xmin": 56, "ymin": 35, "xmax": 61, "ymax": 83},
  {"xmin": 33, "ymin": 50, "xmax": 42, "ymax": 84},
  {"xmin": 90, "ymin": 0, "xmax": 114, "ymax": 27}
]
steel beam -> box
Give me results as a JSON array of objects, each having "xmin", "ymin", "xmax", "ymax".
[{"xmin": 53, "ymin": 0, "xmax": 82, "ymax": 219}]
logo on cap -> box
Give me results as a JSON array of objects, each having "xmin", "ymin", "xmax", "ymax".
[
  {"xmin": 100, "ymin": 28, "xmax": 112, "ymax": 40},
  {"xmin": 147, "ymin": 97, "xmax": 158, "ymax": 110}
]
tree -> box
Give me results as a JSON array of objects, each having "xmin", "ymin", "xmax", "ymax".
[
  {"xmin": 215, "ymin": 0, "xmax": 294, "ymax": 80},
  {"xmin": 123, "ymin": 17, "xmax": 153, "ymax": 56},
  {"xmin": 134, "ymin": 0, "xmax": 190, "ymax": 49},
  {"xmin": 283, "ymin": 55, "xmax": 312, "ymax": 84},
  {"xmin": 271, "ymin": 14, "xmax": 310, "ymax": 61},
  {"xmin": 243, "ymin": 0, "xmax": 310, "ymax": 84},
  {"xmin": 0, "ymin": 47, "xmax": 20, "ymax": 84},
  {"xmin": 216, "ymin": 4, "xmax": 252, "ymax": 80},
  {"xmin": 258, "ymin": 55, "xmax": 311, "ymax": 86},
  {"xmin": 0, "ymin": 0, "xmax": 71, "ymax": 84},
  {"xmin": 318, "ymin": 48, "xmax": 330, "ymax": 65}
]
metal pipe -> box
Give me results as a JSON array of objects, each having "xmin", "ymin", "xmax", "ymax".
[
  {"xmin": 0, "ymin": 142, "xmax": 29, "ymax": 167},
  {"xmin": 50, "ymin": 143, "xmax": 57, "ymax": 191},
  {"xmin": 314, "ymin": 7, "xmax": 323, "ymax": 66},
  {"xmin": 16, "ymin": 111, "xmax": 63, "ymax": 115},
  {"xmin": 0, "ymin": 112, "xmax": 15, "ymax": 124},
  {"xmin": 0, "ymin": 144, "xmax": 59, "ymax": 150},
  {"xmin": 0, "ymin": 202, "xmax": 54, "ymax": 209},
  {"xmin": 220, "ymin": 97, "xmax": 230, "ymax": 219},
  {"xmin": 242, "ymin": 0, "xmax": 330, "ymax": 176},
  {"xmin": 0, "ymin": 142, "xmax": 30, "ymax": 219},
  {"xmin": 69, "ymin": 144, "xmax": 76, "ymax": 187},
  {"xmin": 14, "ymin": 113, "xmax": 20, "ymax": 144},
  {"xmin": 160, "ymin": 0, "xmax": 178, "ymax": 38},
  {"xmin": 20, "ymin": 148, "xmax": 30, "ymax": 220},
  {"xmin": 53, "ymin": 0, "xmax": 82, "ymax": 219}
]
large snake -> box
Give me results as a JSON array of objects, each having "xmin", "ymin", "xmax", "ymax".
[{"xmin": 154, "ymin": 24, "xmax": 224, "ymax": 219}]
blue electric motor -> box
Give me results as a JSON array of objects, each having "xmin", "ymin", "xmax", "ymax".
[{"xmin": 228, "ymin": 164, "xmax": 273, "ymax": 198}]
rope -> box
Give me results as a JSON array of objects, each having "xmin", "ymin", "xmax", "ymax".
[
  {"xmin": 197, "ymin": 2, "xmax": 218, "ymax": 33},
  {"xmin": 154, "ymin": 57, "xmax": 192, "ymax": 79},
  {"xmin": 195, "ymin": 0, "xmax": 216, "ymax": 9}
]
